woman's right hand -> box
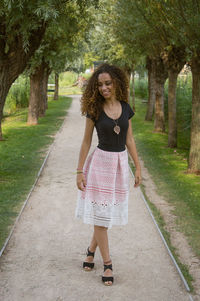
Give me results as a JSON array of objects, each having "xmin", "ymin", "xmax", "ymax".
[{"xmin": 76, "ymin": 173, "xmax": 86, "ymax": 191}]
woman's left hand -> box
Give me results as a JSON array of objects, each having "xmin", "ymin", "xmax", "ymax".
[{"xmin": 134, "ymin": 168, "xmax": 142, "ymax": 187}]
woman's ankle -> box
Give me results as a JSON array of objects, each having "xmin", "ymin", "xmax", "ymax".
[{"xmin": 88, "ymin": 246, "xmax": 96, "ymax": 253}]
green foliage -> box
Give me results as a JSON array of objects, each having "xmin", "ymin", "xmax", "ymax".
[
  {"xmin": 59, "ymin": 71, "xmax": 78, "ymax": 86},
  {"xmin": 4, "ymin": 76, "xmax": 30, "ymax": 115},
  {"xmin": 134, "ymin": 73, "xmax": 192, "ymax": 149},
  {"xmin": 81, "ymin": 0, "xmax": 144, "ymax": 71},
  {"xmin": 156, "ymin": 0, "xmax": 200, "ymax": 52},
  {"xmin": 113, "ymin": 0, "xmax": 161, "ymax": 58},
  {"xmin": 1, "ymin": 0, "xmax": 64, "ymax": 52},
  {"xmin": 84, "ymin": 52, "xmax": 100, "ymax": 69},
  {"xmin": 165, "ymin": 74, "xmax": 192, "ymax": 128},
  {"xmin": 27, "ymin": 1, "xmax": 98, "ymax": 75},
  {"xmin": 133, "ymin": 77, "xmax": 148, "ymax": 100}
]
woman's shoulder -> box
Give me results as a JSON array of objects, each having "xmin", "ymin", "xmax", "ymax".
[
  {"xmin": 120, "ymin": 101, "xmax": 135, "ymax": 118},
  {"xmin": 120, "ymin": 100, "xmax": 131, "ymax": 109}
]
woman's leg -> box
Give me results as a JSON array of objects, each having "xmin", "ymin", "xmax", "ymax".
[
  {"xmin": 89, "ymin": 232, "xmax": 98, "ymax": 252},
  {"xmin": 83, "ymin": 232, "xmax": 98, "ymax": 270},
  {"xmin": 94, "ymin": 225, "xmax": 113, "ymax": 285}
]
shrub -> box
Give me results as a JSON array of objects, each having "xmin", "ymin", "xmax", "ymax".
[
  {"xmin": 133, "ymin": 77, "xmax": 148, "ymax": 100},
  {"xmin": 4, "ymin": 76, "xmax": 30, "ymax": 115},
  {"xmin": 59, "ymin": 71, "xmax": 78, "ymax": 86}
]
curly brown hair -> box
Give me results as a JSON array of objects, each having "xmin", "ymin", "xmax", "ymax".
[{"xmin": 81, "ymin": 63, "xmax": 129, "ymax": 120}]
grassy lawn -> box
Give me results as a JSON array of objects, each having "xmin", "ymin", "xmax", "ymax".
[
  {"xmin": 0, "ymin": 96, "xmax": 72, "ymax": 251},
  {"xmin": 132, "ymin": 99, "xmax": 200, "ymax": 260}
]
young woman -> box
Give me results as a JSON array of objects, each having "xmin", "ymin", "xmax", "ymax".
[{"xmin": 75, "ymin": 63, "xmax": 141, "ymax": 286}]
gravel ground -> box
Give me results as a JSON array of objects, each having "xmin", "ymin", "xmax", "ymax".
[{"xmin": 0, "ymin": 95, "xmax": 195, "ymax": 301}]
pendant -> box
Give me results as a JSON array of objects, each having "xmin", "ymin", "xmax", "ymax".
[{"xmin": 114, "ymin": 125, "xmax": 120, "ymax": 135}]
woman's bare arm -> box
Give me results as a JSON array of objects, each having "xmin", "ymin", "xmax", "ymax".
[
  {"xmin": 76, "ymin": 118, "xmax": 94, "ymax": 191},
  {"xmin": 126, "ymin": 120, "xmax": 142, "ymax": 187}
]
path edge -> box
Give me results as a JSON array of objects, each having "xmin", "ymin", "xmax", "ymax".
[{"xmin": 0, "ymin": 95, "xmax": 75, "ymax": 258}]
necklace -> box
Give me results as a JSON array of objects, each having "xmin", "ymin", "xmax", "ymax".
[
  {"xmin": 104, "ymin": 101, "xmax": 121, "ymax": 134},
  {"xmin": 113, "ymin": 119, "xmax": 120, "ymax": 135}
]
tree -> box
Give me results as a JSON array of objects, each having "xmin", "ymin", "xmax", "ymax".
[
  {"xmin": 149, "ymin": 0, "xmax": 200, "ymax": 171},
  {"xmin": 114, "ymin": 0, "xmax": 200, "ymax": 172},
  {"xmin": 27, "ymin": 1, "xmax": 97, "ymax": 124},
  {"xmin": 113, "ymin": 0, "xmax": 187, "ymax": 142},
  {"xmin": 83, "ymin": 1, "xmax": 142, "ymax": 109},
  {"xmin": 111, "ymin": 0, "xmax": 168, "ymax": 132},
  {"xmin": 0, "ymin": 0, "xmax": 98, "ymax": 138},
  {"xmin": 136, "ymin": 1, "xmax": 186, "ymax": 146},
  {"xmin": 0, "ymin": 1, "xmax": 66, "ymax": 139}
]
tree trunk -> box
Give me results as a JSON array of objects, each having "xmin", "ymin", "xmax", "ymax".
[
  {"xmin": 168, "ymin": 70, "xmax": 178, "ymax": 148},
  {"xmin": 154, "ymin": 57, "xmax": 168, "ymax": 132},
  {"xmin": 154, "ymin": 82, "xmax": 166, "ymax": 132},
  {"xmin": 28, "ymin": 60, "xmax": 50, "ymax": 123},
  {"xmin": 188, "ymin": 57, "xmax": 200, "ymax": 173},
  {"xmin": 161, "ymin": 46, "xmax": 186, "ymax": 148},
  {"xmin": 131, "ymin": 71, "xmax": 135, "ymax": 112},
  {"xmin": 39, "ymin": 70, "xmax": 47, "ymax": 117},
  {"xmin": 123, "ymin": 67, "xmax": 131, "ymax": 104},
  {"xmin": 145, "ymin": 57, "xmax": 156, "ymax": 121},
  {"xmin": 0, "ymin": 69, "xmax": 13, "ymax": 140},
  {"xmin": 39, "ymin": 66, "xmax": 51, "ymax": 116},
  {"xmin": 54, "ymin": 73, "xmax": 59, "ymax": 100},
  {"xmin": 45, "ymin": 69, "xmax": 51, "ymax": 110},
  {"xmin": 27, "ymin": 71, "xmax": 42, "ymax": 125},
  {"xmin": 0, "ymin": 24, "xmax": 46, "ymax": 139}
]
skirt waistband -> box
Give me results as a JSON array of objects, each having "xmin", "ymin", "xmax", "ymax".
[{"xmin": 96, "ymin": 146, "xmax": 127, "ymax": 154}]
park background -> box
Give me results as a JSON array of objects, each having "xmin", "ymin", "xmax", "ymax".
[{"xmin": 0, "ymin": 0, "xmax": 200, "ymax": 294}]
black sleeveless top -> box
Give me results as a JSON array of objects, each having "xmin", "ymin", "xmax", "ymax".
[{"xmin": 87, "ymin": 101, "xmax": 134, "ymax": 152}]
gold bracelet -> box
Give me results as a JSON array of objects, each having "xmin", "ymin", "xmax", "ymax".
[{"xmin": 76, "ymin": 170, "xmax": 83, "ymax": 174}]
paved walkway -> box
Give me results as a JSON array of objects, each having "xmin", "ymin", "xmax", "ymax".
[{"xmin": 0, "ymin": 96, "xmax": 192, "ymax": 301}]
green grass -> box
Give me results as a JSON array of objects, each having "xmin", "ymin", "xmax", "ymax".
[
  {"xmin": 59, "ymin": 86, "xmax": 82, "ymax": 95},
  {"xmin": 0, "ymin": 96, "xmax": 72, "ymax": 251},
  {"xmin": 132, "ymin": 99, "xmax": 200, "ymax": 259},
  {"xmin": 58, "ymin": 71, "xmax": 90, "ymax": 96}
]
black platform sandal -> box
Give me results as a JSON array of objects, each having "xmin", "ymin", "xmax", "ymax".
[
  {"xmin": 83, "ymin": 247, "xmax": 95, "ymax": 271},
  {"xmin": 102, "ymin": 263, "xmax": 114, "ymax": 286}
]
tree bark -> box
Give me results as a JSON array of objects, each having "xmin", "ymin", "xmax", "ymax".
[
  {"xmin": 45, "ymin": 68, "xmax": 51, "ymax": 110},
  {"xmin": 145, "ymin": 57, "xmax": 156, "ymax": 121},
  {"xmin": 27, "ymin": 71, "xmax": 42, "ymax": 125},
  {"xmin": 0, "ymin": 24, "xmax": 46, "ymax": 139},
  {"xmin": 28, "ymin": 60, "xmax": 50, "ymax": 123},
  {"xmin": 54, "ymin": 73, "xmax": 59, "ymax": 100},
  {"xmin": 0, "ymin": 69, "xmax": 13, "ymax": 140},
  {"xmin": 154, "ymin": 56, "xmax": 168, "ymax": 132},
  {"xmin": 123, "ymin": 67, "xmax": 131, "ymax": 104},
  {"xmin": 154, "ymin": 82, "xmax": 166, "ymax": 132},
  {"xmin": 167, "ymin": 70, "xmax": 178, "ymax": 148},
  {"xmin": 161, "ymin": 46, "xmax": 186, "ymax": 148},
  {"xmin": 188, "ymin": 57, "xmax": 200, "ymax": 173},
  {"xmin": 39, "ymin": 65, "xmax": 51, "ymax": 116},
  {"xmin": 39, "ymin": 70, "xmax": 47, "ymax": 117},
  {"xmin": 131, "ymin": 70, "xmax": 135, "ymax": 112}
]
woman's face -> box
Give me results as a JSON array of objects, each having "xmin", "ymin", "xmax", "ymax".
[{"xmin": 97, "ymin": 72, "xmax": 115, "ymax": 100}]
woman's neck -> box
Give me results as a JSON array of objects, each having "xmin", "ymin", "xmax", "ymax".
[{"xmin": 104, "ymin": 97, "xmax": 118, "ymax": 107}]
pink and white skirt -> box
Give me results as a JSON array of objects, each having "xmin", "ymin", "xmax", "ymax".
[{"xmin": 75, "ymin": 147, "xmax": 129, "ymax": 228}]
